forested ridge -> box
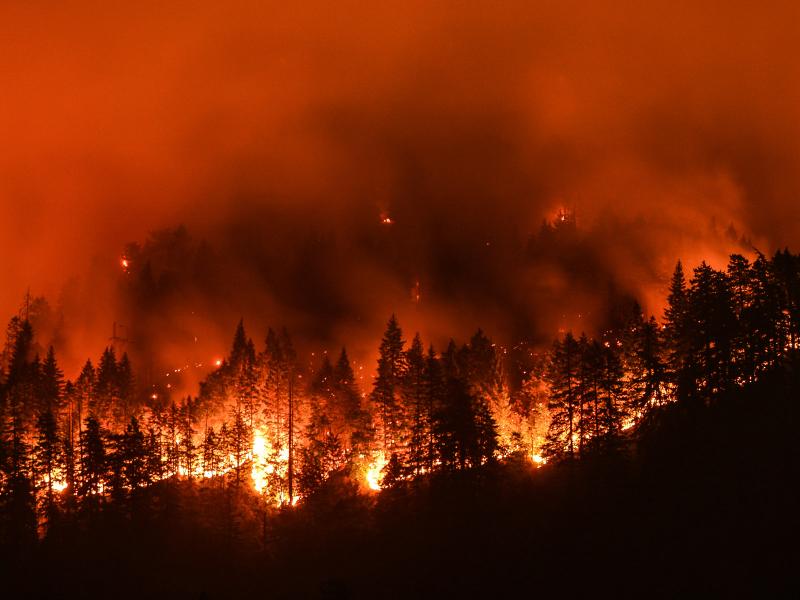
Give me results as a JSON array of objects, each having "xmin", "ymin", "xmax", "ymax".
[{"xmin": 1, "ymin": 250, "xmax": 798, "ymax": 598}]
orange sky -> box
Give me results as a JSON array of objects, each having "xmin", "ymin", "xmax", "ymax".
[{"xmin": 1, "ymin": 1, "xmax": 799, "ymax": 376}]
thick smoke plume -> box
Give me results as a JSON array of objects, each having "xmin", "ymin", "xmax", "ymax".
[{"xmin": 1, "ymin": 1, "xmax": 798, "ymax": 385}]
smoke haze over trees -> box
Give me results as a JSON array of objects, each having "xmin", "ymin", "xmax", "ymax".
[{"xmin": 2, "ymin": 1, "xmax": 800, "ymax": 382}]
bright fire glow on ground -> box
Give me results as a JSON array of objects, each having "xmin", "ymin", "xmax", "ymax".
[
  {"xmin": 251, "ymin": 430, "xmax": 268, "ymax": 493},
  {"xmin": 366, "ymin": 452, "xmax": 387, "ymax": 491}
]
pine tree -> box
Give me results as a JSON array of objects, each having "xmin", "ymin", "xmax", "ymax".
[
  {"xmin": 229, "ymin": 322, "xmax": 258, "ymax": 432},
  {"xmin": 435, "ymin": 374, "xmax": 480, "ymax": 470},
  {"xmin": 39, "ymin": 346, "xmax": 64, "ymax": 415},
  {"xmin": 334, "ymin": 348, "xmax": 360, "ymax": 420},
  {"xmin": 202, "ymin": 427, "xmax": 222, "ymax": 478},
  {"xmin": 179, "ymin": 399, "xmax": 197, "ymax": 478},
  {"xmin": 663, "ymin": 261, "xmax": 690, "ymax": 395},
  {"xmin": 333, "ymin": 347, "xmax": 372, "ymax": 459},
  {"xmin": 370, "ymin": 315, "xmax": 406, "ymax": 456},
  {"xmin": 164, "ymin": 401, "xmax": 181, "ymax": 476},
  {"xmin": 626, "ymin": 316, "xmax": 669, "ymax": 414},
  {"xmin": 121, "ymin": 416, "xmax": 149, "ymax": 490},
  {"xmin": 79, "ymin": 416, "xmax": 108, "ymax": 510},
  {"xmin": 95, "ymin": 347, "xmax": 119, "ymax": 421},
  {"xmin": 107, "ymin": 431, "xmax": 128, "ymax": 509},
  {"xmin": 513, "ymin": 358, "xmax": 549, "ymax": 458},
  {"xmin": 771, "ymin": 249, "xmax": 800, "ymax": 353},
  {"xmin": 73, "ymin": 360, "xmax": 96, "ymax": 451},
  {"xmin": 748, "ymin": 254, "xmax": 782, "ymax": 372},
  {"xmin": 0, "ymin": 315, "xmax": 23, "ymax": 376},
  {"xmin": 1, "ymin": 343, "xmax": 37, "ymax": 550},
  {"xmin": 423, "ymin": 345, "xmax": 445, "ymax": 471},
  {"xmin": 472, "ymin": 389, "xmax": 499, "ymax": 465},
  {"xmin": 298, "ymin": 405, "xmax": 344, "ymax": 497},
  {"xmin": 5, "ymin": 320, "xmax": 38, "ymax": 423},
  {"xmin": 262, "ymin": 327, "xmax": 297, "ymax": 458},
  {"xmin": 145, "ymin": 427, "xmax": 164, "ymax": 483},
  {"xmin": 576, "ymin": 334, "xmax": 597, "ymax": 453},
  {"xmin": 263, "ymin": 328, "xmax": 284, "ymax": 446},
  {"xmin": 380, "ymin": 452, "xmax": 404, "ymax": 488},
  {"xmin": 686, "ymin": 262, "xmax": 736, "ymax": 402},
  {"xmin": 230, "ymin": 319, "xmax": 249, "ymax": 366},
  {"xmin": 34, "ymin": 408, "xmax": 63, "ymax": 525},
  {"xmin": 115, "ymin": 353, "xmax": 135, "ymax": 426},
  {"xmin": 6, "ymin": 319, "xmax": 34, "ymax": 388},
  {"xmin": 311, "ymin": 354, "xmax": 336, "ymax": 427},
  {"xmin": 543, "ymin": 332, "xmax": 581, "ymax": 461},
  {"xmin": 226, "ymin": 411, "xmax": 250, "ymax": 487},
  {"xmin": 1, "ymin": 422, "xmax": 37, "ymax": 552},
  {"xmin": 402, "ymin": 333, "xmax": 428, "ymax": 474},
  {"xmin": 460, "ymin": 330, "xmax": 507, "ymax": 457},
  {"xmin": 61, "ymin": 420, "xmax": 78, "ymax": 517},
  {"xmin": 596, "ymin": 340, "xmax": 627, "ymax": 453}
]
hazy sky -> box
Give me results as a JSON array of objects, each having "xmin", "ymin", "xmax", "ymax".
[{"xmin": 2, "ymin": 1, "xmax": 799, "ymax": 376}]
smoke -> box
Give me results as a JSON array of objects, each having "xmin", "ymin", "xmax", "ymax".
[{"xmin": 1, "ymin": 1, "xmax": 799, "ymax": 383}]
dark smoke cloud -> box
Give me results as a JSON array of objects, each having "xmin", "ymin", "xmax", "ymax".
[{"xmin": 1, "ymin": 1, "xmax": 799, "ymax": 383}]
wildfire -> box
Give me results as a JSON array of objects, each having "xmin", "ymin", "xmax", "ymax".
[
  {"xmin": 251, "ymin": 429, "xmax": 268, "ymax": 493},
  {"xmin": 530, "ymin": 454, "xmax": 546, "ymax": 467},
  {"xmin": 120, "ymin": 256, "xmax": 130, "ymax": 271},
  {"xmin": 380, "ymin": 213, "xmax": 393, "ymax": 225},
  {"xmin": 365, "ymin": 452, "xmax": 387, "ymax": 491}
]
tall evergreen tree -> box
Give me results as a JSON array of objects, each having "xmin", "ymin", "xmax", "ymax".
[
  {"xmin": 596, "ymin": 340, "xmax": 627, "ymax": 452},
  {"xmin": 686, "ymin": 262, "xmax": 736, "ymax": 403},
  {"xmin": 333, "ymin": 347, "xmax": 373, "ymax": 459},
  {"xmin": 226, "ymin": 411, "xmax": 250, "ymax": 487},
  {"xmin": 115, "ymin": 353, "xmax": 135, "ymax": 426},
  {"xmin": 543, "ymin": 332, "xmax": 581, "ymax": 461},
  {"xmin": 39, "ymin": 346, "xmax": 64, "ymax": 415},
  {"xmin": 663, "ymin": 261, "xmax": 691, "ymax": 396},
  {"xmin": 73, "ymin": 360, "xmax": 96, "ymax": 449},
  {"xmin": 460, "ymin": 330, "xmax": 509, "ymax": 455},
  {"xmin": 121, "ymin": 416, "xmax": 150, "ymax": 491},
  {"xmin": 95, "ymin": 347, "xmax": 119, "ymax": 421},
  {"xmin": 298, "ymin": 401, "xmax": 344, "ymax": 497},
  {"xmin": 79, "ymin": 416, "xmax": 107, "ymax": 511},
  {"xmin": 201, "ymin": 426, "xmax": 222, "ymax": 478},
  {"xmin": 625, "ymin": 316, "xmax": 669, "ymax": 414},
  {"xmin": 576, "ymin": 334, "xmax": 596, "ymax": 453},
  {"xmin": 435, "ymin": 374, "xmax": 480, "ymax": 470},
  {"xmin": 34, "ymin": 408, "xmax": 63, "ymax": 525},
  {"xmin": 370, "ymin": 315, "xmax": 406, "ymax": 456},
  {"xmin": 402, "ymin": 333, "xmax": 428, "ymax": 474},
  {"xmin": 179, "ymin": 399, "xmax": 197, "ymax": 478},
  {"xmin": 423, "ymin": 345, "xmax": 445, "ymax": 471}
]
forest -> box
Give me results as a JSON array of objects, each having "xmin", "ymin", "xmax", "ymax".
[{"xmin": 0, "ymin": 249, "xmax": 798, "ymax": 598}]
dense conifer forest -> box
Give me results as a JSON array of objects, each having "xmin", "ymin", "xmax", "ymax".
[{"xmin": 1, "ymin": 250, "xmax": 798, "ymax": 597}]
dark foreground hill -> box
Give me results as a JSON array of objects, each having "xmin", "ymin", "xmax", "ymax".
[{"xmin": 5, "ymin": 358, "xmax": 799, "ymax": 599}]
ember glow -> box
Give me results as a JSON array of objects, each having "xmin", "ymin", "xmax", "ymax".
[{"xmin": 365, "ymin": 452, "xmax": 388, "ymax": 491}]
